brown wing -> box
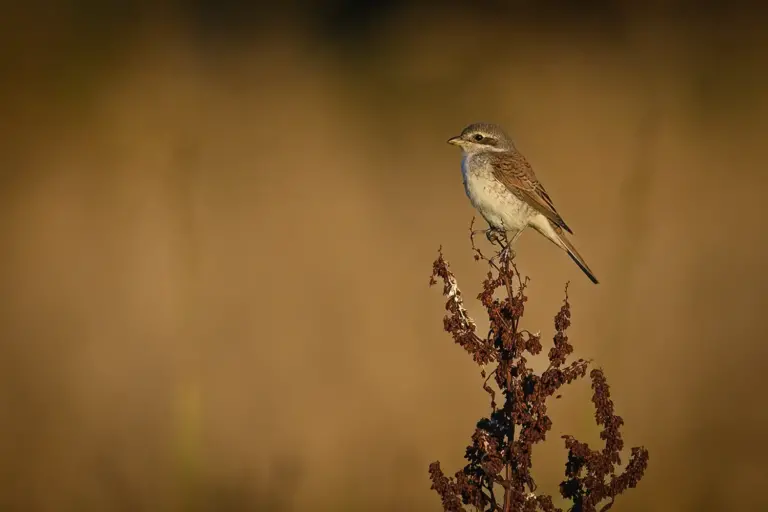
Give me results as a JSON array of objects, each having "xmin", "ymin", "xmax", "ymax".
[{"xmin": 488, "ymin": 151, "xmax": 573, "ymax": 234}]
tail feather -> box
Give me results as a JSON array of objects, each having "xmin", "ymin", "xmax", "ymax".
[
  {"xmin": 562, "ymin": 241, "xmax": 599, "ymax": 284},
  {"xmin": 547, "ymin": 224, "xmax": 599, "ymax": 285}
]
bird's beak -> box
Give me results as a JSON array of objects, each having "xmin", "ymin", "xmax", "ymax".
[{"xmin": 447, "ymin": 136, "xmax": 462, "ymax": 146}]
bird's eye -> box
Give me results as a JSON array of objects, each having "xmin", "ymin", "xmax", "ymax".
[{"xmin": 473, "ymin": 134, "xmax": 484, "ymax": 141}]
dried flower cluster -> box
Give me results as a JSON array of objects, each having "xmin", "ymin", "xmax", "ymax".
[{"xmin": 428, "ymin": 222, "xmax": 649, "ymax": 512}]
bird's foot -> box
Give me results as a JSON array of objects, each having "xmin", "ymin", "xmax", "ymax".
[
  {"xmin": 484, "ymin": 227, "xmax": 508, "ymax": 246},
  {"xmin": 472, "ymin": 226, "xmax": 515, "ymax": 264},
  {"xmin": 471, "ymin": 227, "xmax": 506, "ymax": 246}
]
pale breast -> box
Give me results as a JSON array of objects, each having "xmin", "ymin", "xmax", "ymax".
[{"xmin": 461, "ymin": 154, "xmax": 535, "ymax": 231}]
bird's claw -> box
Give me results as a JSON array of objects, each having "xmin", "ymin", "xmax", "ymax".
[
  {"xmin": 473, "ymin": 226, "xmax": 515, "ymax": 264},
  {"xmin": 471, "ymin": 227, "xmax": 505, "ymax": 245},
  {"xmin": 485, "ymin": 228, "xmax": 507, "ymax": 246}
]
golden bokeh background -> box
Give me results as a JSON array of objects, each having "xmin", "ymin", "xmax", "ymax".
[{"xmin": 1, "ymin": 2, "xmax": 766, "ymax": 510}]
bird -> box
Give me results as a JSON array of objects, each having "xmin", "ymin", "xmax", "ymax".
[{"xmin": 447, "ymin": 122, "xmax": 598, "ymax": 284}]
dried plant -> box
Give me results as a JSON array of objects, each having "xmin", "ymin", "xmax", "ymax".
[{"xmin": 428, "ymin": 220, "xmax": 649, "ymax": 512}]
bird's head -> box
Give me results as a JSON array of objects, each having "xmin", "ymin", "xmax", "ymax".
[{"xmin": 447, "ymin": 123, "xmax": 515, "ymax": 154}]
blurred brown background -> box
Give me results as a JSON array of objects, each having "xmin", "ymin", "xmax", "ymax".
[{"xmin": 1, "ymin": 1, "xmax": 767, "ymax": 510}]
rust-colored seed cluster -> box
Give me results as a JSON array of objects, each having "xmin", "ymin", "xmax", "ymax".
[{"xmin": 428, "ymin": 224, "xmax": 649, "ymax": 512}]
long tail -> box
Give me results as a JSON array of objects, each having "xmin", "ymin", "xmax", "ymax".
[{"xmin": 541, "ymin": 223, "xmax": 599, "ymax": 284}]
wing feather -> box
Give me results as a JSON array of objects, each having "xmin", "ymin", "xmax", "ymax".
[{"xmin": 488, "ymin": 151, "xmax": 573, "ymax": 234}]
